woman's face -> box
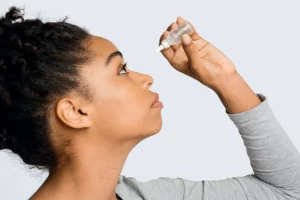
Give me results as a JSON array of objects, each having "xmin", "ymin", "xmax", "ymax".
[{"xmin": 80, "ymin": 35, "xmax": 163, "ymax": 143}]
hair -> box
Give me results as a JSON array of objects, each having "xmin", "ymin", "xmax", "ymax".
[{"xmin": 0, "ymin": 6, "xmax": 95, "ymax": 170}]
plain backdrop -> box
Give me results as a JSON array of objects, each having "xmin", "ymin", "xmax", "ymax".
[{"xmin": 1, "ymin": 0, "xmax": 300, "ymax": 199}]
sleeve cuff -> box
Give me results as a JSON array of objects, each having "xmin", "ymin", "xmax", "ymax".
[{"xmin": 227, "ymin": 93, "xmax": 272, "ymax": 123}]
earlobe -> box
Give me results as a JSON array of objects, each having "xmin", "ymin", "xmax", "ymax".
[{"xmin": 56, "ymin": 98, "xmax": 92, "ymax": 129}]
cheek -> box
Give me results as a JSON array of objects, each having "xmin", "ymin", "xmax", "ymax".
[
  {"xmin": 93, "ymin": 82, "xmax": 150, "ymax": 135},
  {"xmin": 111, "ymin": 89, "xmax": 148, "ymax": 124}
]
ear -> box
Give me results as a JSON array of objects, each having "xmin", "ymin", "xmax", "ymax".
[{"xmin": 56, "ymin": 98, "xmax": 92, "ymax": 129}]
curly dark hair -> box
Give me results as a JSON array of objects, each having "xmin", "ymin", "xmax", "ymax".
[{"xmin": 0, "ymin": 6, "xmax": 94, "ymax": 170}]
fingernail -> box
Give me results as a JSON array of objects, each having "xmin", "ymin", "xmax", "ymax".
[{"xmin": 181, "ymin": 34, "xmax": 191, "ymax": 45}]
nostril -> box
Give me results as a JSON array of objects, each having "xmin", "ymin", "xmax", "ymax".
[{"xmin": 147, "ymin": 82, "xmax": 153, "ymax": 89}]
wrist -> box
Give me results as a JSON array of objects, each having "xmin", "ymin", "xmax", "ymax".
[
  {"xmin": 212, "ymin": 71, "xmax": 242, "ymax": 93},
  {"xmin": 213, "ymin": 72, "xmax": 261, "ymax": 114}
]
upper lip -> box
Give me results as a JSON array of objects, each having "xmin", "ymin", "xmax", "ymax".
[{"xmin": 151, "ymin": 93, "xmax": 159, "ymax": 106}]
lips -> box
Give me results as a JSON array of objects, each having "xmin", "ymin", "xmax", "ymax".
[{"xmin": 151, "ymin": 93, "xmax": 159, "ymax": 106}]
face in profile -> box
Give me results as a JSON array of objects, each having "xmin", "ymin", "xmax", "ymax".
[{"xmin": 71, "ymin": 35, "xmax": 163, "ymax": 144}]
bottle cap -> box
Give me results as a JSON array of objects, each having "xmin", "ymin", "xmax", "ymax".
[
  {"xmin": 161, "ymin": 40, "xmax": 170, "ymax": 49},
  {"xmin": 156, "ymin": 44, "xmax": 164, "ymax": 52}
]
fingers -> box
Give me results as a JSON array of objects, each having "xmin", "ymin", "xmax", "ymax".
[
  {"xmin": 159, "ymin": 30, "xmax": 167, "ymax": 44},
  {"xmin": 177, "ymin": 16, "xmax": 204, "ymax": 42},
  {"xmin": 186, "ymin": 21, "xmax": 202, "ymax": 41},
  {"xmin": 178, "ymin": 16, "xmax": 210, "ymax": 55},
  {"xmin": 167, "ymin": 22, "xmax": 176, "ymax": 32},
  {"xmin": 167, "ymin": 17, "xmax": 204, "ymax": 51},
  {"xmin": 176, "ymin": 16, "xmax": 185, "ymax": 25},
  {"xmin": 181, "ymin": 34, "xmax": 196, "ymax": 58},
  {"xmin": 158, "ymin": 21, "xmax": 181, "ymax": 61},
  {"xmin": 160, "ymin": 16, "xmax": 204, "ymax": 43},
  {"xmin": 158, "ymin": 16, "xmax": 206, "ymax": 61}
]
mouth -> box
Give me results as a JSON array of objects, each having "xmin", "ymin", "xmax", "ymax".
[{"xmin": 151, "ymin": 93, "xmax": 164, "ymax": 108}]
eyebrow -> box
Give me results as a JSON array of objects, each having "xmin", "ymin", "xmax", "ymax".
[{"xmin": 105, "ymin": 51, "xmax": 123, "ymax": 67}]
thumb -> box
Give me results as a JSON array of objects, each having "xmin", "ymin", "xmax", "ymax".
[{"xmin": 181, "ymin": 34, "xmax": 196, "ymax": 58}]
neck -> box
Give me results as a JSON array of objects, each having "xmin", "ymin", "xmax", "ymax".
[{"xmin": 31, "ymin": 139, "xmax": 137, "ymax": 200}]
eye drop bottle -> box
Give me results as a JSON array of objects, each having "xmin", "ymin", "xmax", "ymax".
[{"xmin": 156, "ymin": 22, "xmax": 193, "ymax": 52}]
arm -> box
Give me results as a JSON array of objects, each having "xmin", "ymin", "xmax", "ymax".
[
  {"xmin": 148, "ymin": 17, "xmax": 300, "ymax": 200},
  {"xmin": 215, "ymin": 73, "xmax": 300, "ymax": 198}
]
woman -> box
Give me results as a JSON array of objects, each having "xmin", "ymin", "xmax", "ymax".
[{"xmin": 0, "ymin": 6, "xmax": 299, "ymax": 200}]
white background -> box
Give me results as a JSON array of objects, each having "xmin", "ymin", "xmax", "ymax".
[{"xmin": 1, "ymin": 0, "xmax": 300, "ymax": 199}]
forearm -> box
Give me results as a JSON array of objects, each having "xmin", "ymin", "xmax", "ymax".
[
  {"xmin": 213, "ymin": 72, "xmax": 300, "ymax": 196},
  {"xmin": 213, "ymin": 72, "xmax": 261, "ymax": 114}
]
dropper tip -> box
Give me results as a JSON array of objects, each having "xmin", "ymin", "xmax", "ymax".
[{"xmin": 156, "ymin": 45, "xmax": 164, "ymax": 52}]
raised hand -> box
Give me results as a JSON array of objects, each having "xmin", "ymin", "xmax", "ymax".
[{"xmin": 159, "ymin": 17, "xmax": 237, "ymax": 91}]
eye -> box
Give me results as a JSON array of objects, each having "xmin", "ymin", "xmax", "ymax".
[{"xmin": 119, "ymin": 62, "xmax": 128, "ymax": 75}]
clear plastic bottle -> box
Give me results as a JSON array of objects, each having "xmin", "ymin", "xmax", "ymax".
[{"xmin": 156, "ymin": 22, "xmax": 193, "ymax": 52}]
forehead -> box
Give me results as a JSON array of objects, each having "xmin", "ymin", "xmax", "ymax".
[{"xmin": 88, "ymin": 35, "xmax": 119, "ymax": 62}]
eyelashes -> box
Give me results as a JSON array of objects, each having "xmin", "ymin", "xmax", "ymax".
[
  {"xmin": 119, "ymin": 62, "xmax": 128, "ymax": 75},
  {"xmin": 122, "ymin": 62, "xmax": 127, "ymax": 72}
]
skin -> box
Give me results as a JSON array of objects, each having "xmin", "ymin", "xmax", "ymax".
[
  {"xmin": 160, "ymin": 17, "xmax": 261, "ymax": 114},
  {"xmin": 30, "ymin": 36, "xmax": 162, "ymax": 200},
  {"xmin": 30, "ymin": 16, "xmax": 261, "ymax": 200}
]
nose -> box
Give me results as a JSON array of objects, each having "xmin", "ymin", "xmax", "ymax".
[{"xmin": 129, "ymin": 70, "xmax": 154, "ymax": 90}]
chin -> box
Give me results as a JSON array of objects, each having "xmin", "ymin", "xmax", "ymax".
[
  {"xmin": 144, "ymin": 118, "xmax": 163, "ymax": 138},
  {"xmin": 125, "ymin": 117, "xmax": 163, "ymax": 142}
]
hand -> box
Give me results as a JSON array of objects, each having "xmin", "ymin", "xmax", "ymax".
[{"xmin": 159, "ymin": 17, "xmax": 237, "ymax": 91}]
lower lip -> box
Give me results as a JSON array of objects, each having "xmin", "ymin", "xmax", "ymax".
[{"xmin": 151, "ymin": 101, "xmax": 164, "ymax": 108}]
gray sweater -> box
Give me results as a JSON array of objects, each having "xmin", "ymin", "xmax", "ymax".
[{"xmin": 115, "ymin": 93, "xmax": 300, "ymax": 200}]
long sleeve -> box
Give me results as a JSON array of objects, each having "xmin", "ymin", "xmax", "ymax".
[
  {"xmin": 116, "ymin": 93, "xmax": 300, "ymax": 200},
  {"xmin": 226, "ymin": 93, "xmax": 300, "ymax": 198}
]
